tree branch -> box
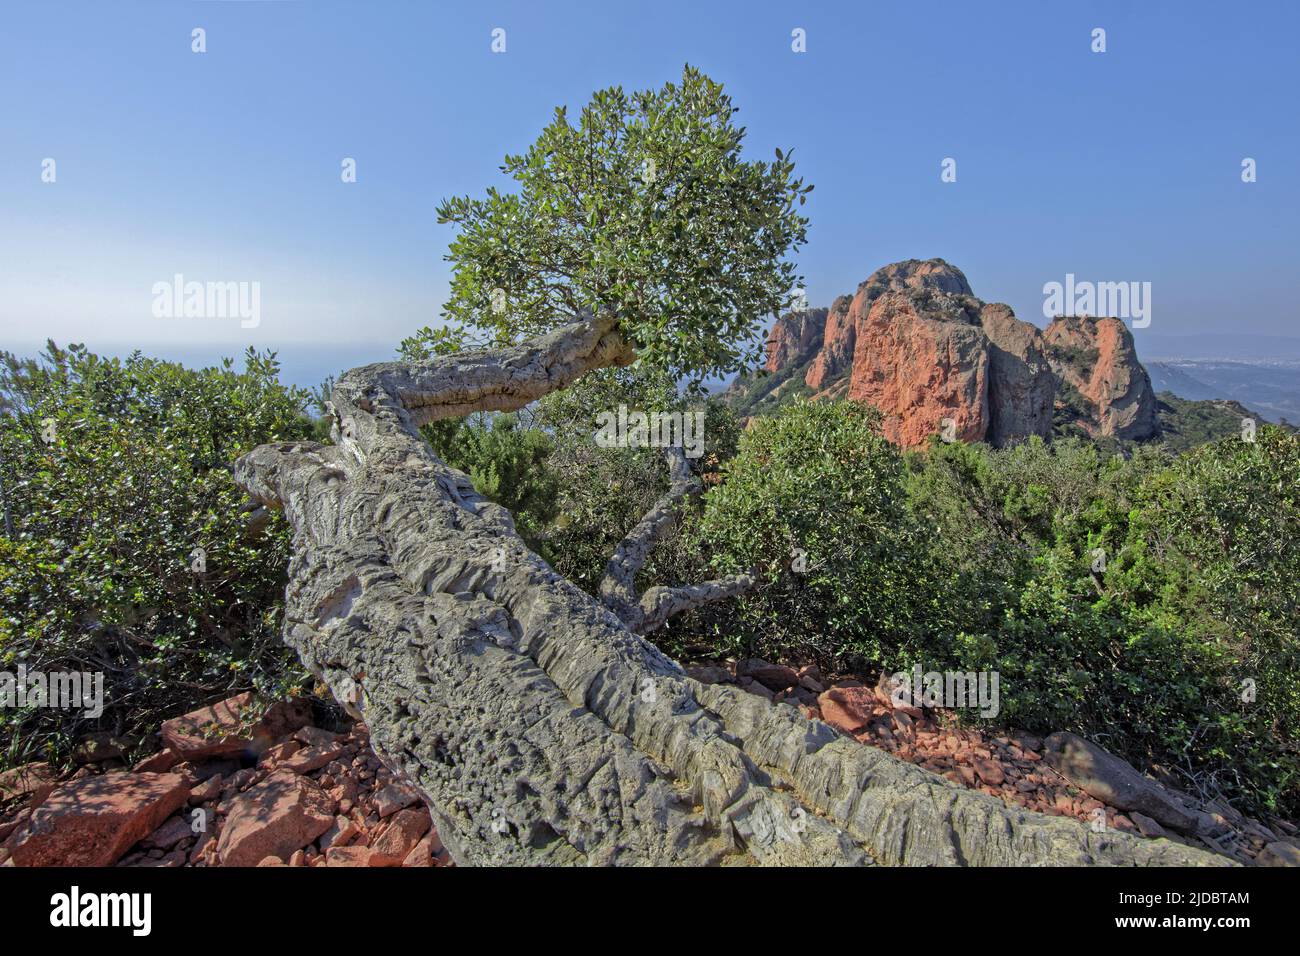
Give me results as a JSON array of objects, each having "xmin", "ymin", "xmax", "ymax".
[
  {"xmin": 637, "ymin": 574, "xmax": 755, "ymax": 634},
  {"xmin": 339, "ymin": 314, "xmax": 632, "ymax": 430},
  {"xmin": 231, "ymin": 317, "xmax": 1227, "ymax": 868},
  {"xmin": 600, "ymin": 445, "xmax": 754, "ymax": 633}
]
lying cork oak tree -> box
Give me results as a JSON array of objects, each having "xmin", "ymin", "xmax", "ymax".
[{"xmin": 235, "ymin": 69, "xmax": 1221, "ymax": 866}]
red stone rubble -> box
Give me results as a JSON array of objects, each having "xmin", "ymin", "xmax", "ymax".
[{"xmin": 0, "ymin": 694, "xmax": 451, "ymax": 868}]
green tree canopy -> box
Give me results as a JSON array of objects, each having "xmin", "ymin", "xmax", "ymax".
[{"xmin": 416, "ymin": 65, "xmax": 812, "ymax": 381}]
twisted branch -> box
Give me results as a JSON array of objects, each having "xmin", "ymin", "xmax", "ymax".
[
  {"xmin": 599, "ymin": 446, "xmax": 754, "ymax": 633},
  {"xmin": 233, "ymin": 314, "xmax": 1228, "ymax": 867}
]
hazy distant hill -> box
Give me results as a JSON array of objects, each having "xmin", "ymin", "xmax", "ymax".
[
  {"xmin": 1147, "ymin": 362, "xmax": 1225, "ymax": 402},
  {"xmin": 1147, "ymin": 360, "xmax": 1300, "ymax": 424}
]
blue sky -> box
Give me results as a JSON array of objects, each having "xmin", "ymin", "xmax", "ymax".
[{"xmin": 2, "ymin": 0, "xmax": 1297, "ymax": 377}]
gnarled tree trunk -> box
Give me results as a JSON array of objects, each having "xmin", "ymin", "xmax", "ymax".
[{"xmin": 235, "ymin": 316, "xmax": 1225, "ymax": 866}]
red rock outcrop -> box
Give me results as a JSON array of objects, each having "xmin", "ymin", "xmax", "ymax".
[
  {"xmin": 805, "ymin": 259, "xmax": 1049, "ymax": 447},
  {"xmin": 845, "ymin": 288, "xmax": 990, "ymax": 446},
  {"xmin": 764, "ymin": 307, "xmax": 827, "ymax": 373},
  {"xmin": 806, "ymin": 260, "xmax": 975, "ymax": 395},
  {"xmin": 980, "ymin": 303, "xmax": 1057, "ymax": 446},
  {"xmin": 1042, "ymin": 315, "xmax": 1159, "ymax": 440},
  {"xmin": 745, "ymin": 258, "xmax": 1161, "ymax": 448},
  {"xmin": 805, "ymin": 296, "xmax": 855, "ymax": 389}
]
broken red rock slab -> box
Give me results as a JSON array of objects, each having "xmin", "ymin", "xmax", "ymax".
[
  {"xmin": 3, "ymin": 771, "xmax": 190, "ymax": 867},
  {"xmin": 374, "ymin": 782, "xmax": 421, "ymax": 818},
  {"xmin": 326, "ymin": 845, "xmax": 376, "ymax": 866},
  {"xmin": 370, "ymin": 806, "xmax": 431, "ymax": 864},
  {"xmin": 816, "ymin": 686, "xmax": 876, "ymax": 734},
  {"xmin": 131, "ymin": 748, "xmax": 183, "ymax": 774},
  {"xmin": 279, "ymin": 740, "xmax": 346, "ymax": 774},
  {"xmin": 7, "ymin": 716, "xmax": 457, "ymax": 869},
  {"xmin": 258, "ymin": 739, "xmax": 303, "ymax": 769},
  {"xmin": 319, "ymin": 814, "xmax": 361, "ymax": 850},
  {"xmin": 736, "ymin": 658, "xmax": 800, "ymax": 693},
  {"xmin": 160, "ymin": 691, "xmax": 312, "ymax": 762},
  {"xmin": 402, "ymin": 834, "xmax": 433, "ymax": 867},
  {"xmin": 216, "ymin": 769, "xmax": 336, "ymax": 867}
]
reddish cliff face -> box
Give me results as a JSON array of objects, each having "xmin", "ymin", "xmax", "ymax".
[
  {"xmin": 1043, "ymin": 315, "xmax": 1159, "ymax": 440},
  {"xmin": 806, "ymin": 261, "xmax": 974, "ymax": 393},
  {"xmin": 804, "ymin": 296, "xmax": 854, "ymax": 389},
  {"xmin": 746, "ymin": 258, "xmax": 1159, "ymax": 448},
  {"xmin": 845, "ymin": 288, "xmax": 990, "ymax": 446},
  {"xmin": 764, "ymin": 307, "xmax": 827, "ymax": 373}
]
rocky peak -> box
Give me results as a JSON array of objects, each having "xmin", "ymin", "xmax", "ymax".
[
  {"xmin": 1043, "ymin": 315, "xmax": 1159, "ymax": 440},
  {"xmin": 857, "ymin": 258, "xmax": 975, "ymax": 298},
  {"xmin": 764, "ymin": 307, "xmax": 827, "ymax": 373},
  {"xmin": 806, "ymin": 260, "xmax": 977, "ymax": 395},
  {"xmin": 742, "ymin": 259, "xmax": 1160, "ymax": 448},
  {"xmin": 842, "ymin": 287, "xmax": 993, "ymax": 446}
]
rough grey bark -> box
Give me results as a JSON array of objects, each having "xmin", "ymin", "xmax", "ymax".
[{"xmin": 235, "ymin": 316, "xmax": 1227, "ymax": 867}]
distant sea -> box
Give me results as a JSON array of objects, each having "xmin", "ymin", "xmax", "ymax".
[
  {"xmin": 3, "ymin": 341, "xmax": 402, "ymax": 393},
  {"xmin": 4, "ymin": 339, "xmax": 741, "ymax": 398},
  {"xmin": 1132, "ymin": 331, "xmax": 1300, "ymax": 362}
]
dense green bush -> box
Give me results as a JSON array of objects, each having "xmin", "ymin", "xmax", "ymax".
[
  {"xmin": 422, "ymin": 412, "xmax": 560, "ymax": 547},
  {"xmin": 683, "ymin": 401, "xmax": 1298, "ymax": 816},
  {"xmin": 905, "ymin": 429, "xmax": 1299, "ymax": 813},
  {"xmin": 0, "ymin": 344, "xmax": 315, "ymax": 769},
  {"xmin": 1127, "ymin": 426, "xmax": 1300, "ymax": 812},
  {"xmin": 687, "ymin": 401, "xmax": 948, "ymax": 667}
]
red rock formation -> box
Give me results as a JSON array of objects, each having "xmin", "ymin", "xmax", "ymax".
[
  {"xmin": 764, "ymin": 307, "xmax": 827, "ymax": 373},
  {"xmin": 846, "ymin": 289, "xmax": 990, "ymax": 446},
  {"xmin": 805, "ymin": 260, "xmax": 974, "ymax": 391},
  {"xmin": 805, "ymin": 296, "xmax": 854, "ymax": 389},
  {"xmin": 980, "ymin": 303, "xmax": 1057, "ymax": 446},
  {"xmin": 1043, "ymin": 316, "xmax": 1159, "ymax": 440},
  {"xmin": 802, "ymin": 260, "xmax": 1048, "ymax": 447},
  {"xmin": 745, "ymin": 258, "xmax": 1159, "ymax": 448},
  {"xmin": 0, "ymin": 704, "xmax": 454, "ymax": 869}
]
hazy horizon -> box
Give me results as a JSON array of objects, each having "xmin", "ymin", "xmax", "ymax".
[{"xmin": 3, "ymin": 0, "xmax": 1297, "ymax": 362}]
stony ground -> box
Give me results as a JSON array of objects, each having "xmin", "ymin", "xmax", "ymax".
[
  {"xmin": 0, "ymin": 697, "xmax": 451, "ymax": 868},
  {"xmin": 691, "ymin": 657, "xmax": 1300, "ymax": 867},
  {"xmin": 2, "ymin": 658, "xmax": 1298, "ymax": 867}
]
